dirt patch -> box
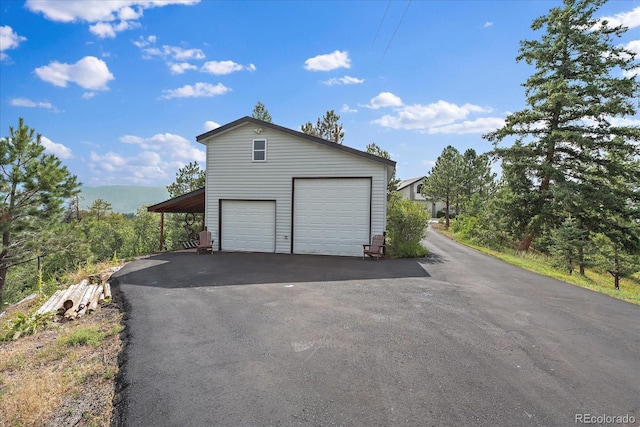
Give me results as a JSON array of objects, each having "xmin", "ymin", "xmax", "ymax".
[{"xmin": 0, "ymin": 285, "xmax": 126, "ymax": 426}]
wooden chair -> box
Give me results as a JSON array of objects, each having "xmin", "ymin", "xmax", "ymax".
[
  {"xmin": 197, "ymin": 229, "xmax": 213, "ymax": 254},
  {"xmin": 363, "ymin": 234, "xmax": 385, "ymax": 260}
]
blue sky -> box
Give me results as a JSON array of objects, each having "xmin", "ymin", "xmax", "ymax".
[{"xmin": 1, "ymin": 0, "xmax": 639, "ymax": 187}]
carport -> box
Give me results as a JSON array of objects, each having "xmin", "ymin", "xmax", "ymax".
[{"xmin": 146, "ymin": 187, "xmax": 205, "ymax": 250}]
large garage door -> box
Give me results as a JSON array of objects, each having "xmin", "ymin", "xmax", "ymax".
[
  {"xmin": 294, "ymin": 178, "xmax": 370, "ymax": 256},
  {"xmin": 221, "ymin": 200, "xmax": 275, "ymax": 252}
]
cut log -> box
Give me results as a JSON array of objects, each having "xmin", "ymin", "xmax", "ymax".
[
  {"xmin": 63, "ymin": 280, "xmax": 88, "ymax": 312},
  {"xmin": 64, "ymin": 307, "xmax": 77, "ymax": 320},
  {"xmin": 79, "ymin": 285, "xmax": 97, "ymax": 311},
  {"xmin": 37, "ymin": 290, "xmax": 62, "ymax": 315},
  {"xmin": 103, "ymin": 282, "xmax": 112, "ymax": 300},
  {"xmin": 56, "ymin": 284, "xmax": 78, "ymax": 314},
  {"xmin": 87, "ymin": 285, "xmax": 103, "ymax": 313}
]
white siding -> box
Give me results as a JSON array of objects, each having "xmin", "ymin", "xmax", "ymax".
[{"xmin": 203, "ymin": 123, "xmax": 388, "ymax": 254}]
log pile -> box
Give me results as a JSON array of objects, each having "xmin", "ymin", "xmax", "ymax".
[{"xmin": 36, "ymin": 268, "xmax": 118, "ymax": 321}]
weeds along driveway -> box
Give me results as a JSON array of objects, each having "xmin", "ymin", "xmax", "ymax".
[{"xmin": 113, "ymin": 243, "xmax": 640, "ymax": 427}]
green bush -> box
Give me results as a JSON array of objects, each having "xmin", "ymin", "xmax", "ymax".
[
  {"xmin": 1, "ymin": 310, "xmax": 54, "ymax": 342},
  {"xmin": 387, "ymin": 197, "xmax": 429, "ymax": 258}
]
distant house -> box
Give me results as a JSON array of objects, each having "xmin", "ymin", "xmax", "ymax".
[
  {"xmin": 194, "ymin": 116, "xmax": 396, "ymax": 256},
  {"xmin": 396, "ymin": 176, "xmax": 445, "ymax": 218}
]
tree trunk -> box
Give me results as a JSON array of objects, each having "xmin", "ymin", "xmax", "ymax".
[
  {"xmin": 445, "ymin": 197, "xmax": 450, "ymax": 229},
  {"xmin": 518, "ymin": 231, "xmax": 535, "ymax": 252},
  {"xmin": 0, "ymin": 229, "xmax": 9, "ymax": 303}
]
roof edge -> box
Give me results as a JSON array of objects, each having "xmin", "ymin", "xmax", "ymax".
[{"xmin": 196, "ymin": 116, "xmax": 396, "ymax": 168}]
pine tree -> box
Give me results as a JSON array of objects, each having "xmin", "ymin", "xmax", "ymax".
[
  {"xmin": 251, "ymin": 101, "xmax": 272, "ymax": 123},
  {"xmin": 0, "ymin": 118, "xmax": 79, "ymax": 301},
  {"xmin": 421, "ymin": 146, "xmax": 462, "ymax": 229},
  {"xmin": 300, "ymin": 110, "xmax": 344, "ymax": 143},
  {"xmin": 485, "ymin": 0, "xmax": 640, "ymax": 251}
]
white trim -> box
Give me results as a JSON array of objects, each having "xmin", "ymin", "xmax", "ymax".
[{"xmin": 252, "ymin": 138, "xmax": 267, "ymax": 162}]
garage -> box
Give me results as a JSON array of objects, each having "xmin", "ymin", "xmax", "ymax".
[
  {"xmin": 220, "ymin": 200, "xmax": 276, "ymax": 252},
  {"xmin": 293, "ymin": 178, "xmax": 371, "ymax": 257}
]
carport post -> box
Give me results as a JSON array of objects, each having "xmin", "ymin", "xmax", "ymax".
[{"xmin": 159, "ymin": 212, "xmax": 164, "ymax": 251}]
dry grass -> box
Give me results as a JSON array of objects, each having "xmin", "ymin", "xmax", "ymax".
[{"xmin": 0, "ymin": 273, "xmax": 124, "ymax": 427}]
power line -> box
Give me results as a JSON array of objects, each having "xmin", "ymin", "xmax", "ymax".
[
  {"xmin": 372, "ymin": 0, "xmax": 392, "ymax": 47},
  {"xmin": 380, "ymin": 0, "xmax": 413, "ymax": 65}
]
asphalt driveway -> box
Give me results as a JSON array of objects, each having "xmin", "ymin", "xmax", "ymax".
[{"xmin": 113, "ymin": 229, "xmax": 639, "ymax": 426}]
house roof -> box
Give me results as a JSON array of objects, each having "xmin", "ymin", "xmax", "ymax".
[
  {"xmin": 147, "ymin": 187, "xmax": 205, "ymax": 213},
  {"xmin": 196, "ymin": 116, "xmax": 396, "ymax": 169},
  {"xmin": 396, "ymin": 176, "xmax": 425, "ymax": 191}
]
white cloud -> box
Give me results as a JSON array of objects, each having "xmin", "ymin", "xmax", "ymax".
[
  {"xmin": 41, "ymin": 136, "xmax": 73, "ymax": 158},
  {"xmin": 363, "ymin": 92, "xmax": 403, "ymax": 109},
  {"xmin": 0, "ymin": 26, "xmax": 27, "ymax": 61},
  {"xmin": 10, "ymin": 97, "xmax": 60, "ymax": 111},
  {"xmin": 201, "ymin": 60, "xmax": 256, "ymax": 75},
  {"xmin": 168, "ymin": 62, "xmax": 197, "ymax": 74},
  {"xmin": 161, "ymin": 82, "xmax": 230, "ymax": 99},
  {"xmin": 120, "ymin": 132, "xmax": 205, "ymax": 163},
  {"xmin": 324, "ymin": 75, "xmax": 364, "ymax": 86},
  {"xmin": 26, "ymin": 0, "xmax": 200, "ymax": 38},
  {"xmin": 341, "ymin": 104, "xmax": 358, "ymax": 113},
  {"xmin": 82, "ymin": 91, "xmax": 96, "ymax": 99},
  {"xmin": 88, "ymin": 129, "xmax": 206, "ymax": 184},
  {"xmin": 372, "ymin": 100, "xmax": 494, "ymax": 132},
  {"xmin": 34, "ymin": 56, "xmax": 114, "ymax": 90},
  {"xmin": 624, "ymin": 40, "xmax": 640, "ymax": 55},
  {"xmin": 483, "ymin": 22, "xmax": 493, "ymax": 28},
  {"xmin": 139, "ymin": 44, "xmax": 205, "ymax": 60},
  {"xmin": 203, "ymin": 120, "xmax": 220, "ymax": 131},
  {"xmin": 600, "ymin": 6, "xmax": 640, "ymax": 29},
  {"xmin": 304, "ymin": 50, "xmax": 351, "ymax": 71},
  {"xmin": 427, "ymin": 117, "xmax": 505, "ymax": 134},
  {"xmin": 89, "ymin": 20, "xmax": 139, "ymax": 38}
]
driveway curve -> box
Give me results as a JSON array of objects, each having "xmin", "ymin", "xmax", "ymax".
[{"xmin": 114, "ymin": 227, "xmax": 639, "ymax": 426}]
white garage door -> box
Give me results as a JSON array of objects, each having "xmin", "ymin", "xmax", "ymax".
[
  {"xmin": 221, "ymin": 200, "xmax": 275, "ymax": 252},
  {"xmin": 294, "ymin": 178, "xmax": 370, "ymax": 256}
]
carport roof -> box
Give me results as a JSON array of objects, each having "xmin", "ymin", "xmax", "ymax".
[{"xmin": 147, "ymin": 187, "xmax": 205, "ymax": 213}]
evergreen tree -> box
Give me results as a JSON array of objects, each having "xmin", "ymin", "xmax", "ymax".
[
  {"xmin": 366, "ymin": 142, "xmax": 399, "ymax": 198},
  {"xmin": 485, "ymin": 0, "xmax": 640, "ymax": 251},
  {"xmin": 251, "ymin": 101, "xmax": 272, "ymax": 123},
  {"xmin": 0, "ymin": 118, "xmax": 79, "ymax": 301},
  {"xmin": 301, "ymin": 110, "xmax": 344, "ymax": 143},
  {"xmin": 458, "ymin": 149, "xmax": 496, "ymax": 215},
  {"xmin": 421, "ymin": 145, "xmax": 462, "ymax": 228},
  {"xmin": 166, "ymin": 161, "xmax": 205, "ymax": 198}
]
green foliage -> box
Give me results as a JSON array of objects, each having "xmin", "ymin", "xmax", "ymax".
[
  {"xmin": 366, "ymin": 142, "xmax": 399, "ymax": 198},
  {"xmin": 166, "ymin": 161, "xmax": 205, "ymax": 198},
  {"xmin": 590, "ymin": 233, "xmax": 640, "ymax": 290},
  {"xmin": 421, "ymin": 145, "xmax": 462, "ymax": 228},
  {"xmin": 0, "ymin": 118, "xmax": 80, "ymax": 303},
  {"xmin": 386, "ymin": 195, "xmax": 429, "ymax": 258},
  {"xmin": 485, "ymin": 0, "xmax": 640, "ymax": 251},
  {"xmin": 1, "ymin": 310, "xmax": 54, "ymax": 342},
  {"xmin": 301, "ymin": 110, "xmax": 344, "ymax": 143},
  {"xmin": 59, "ymin": 326, "xmax": 107, "ymax": 347},
  {"xmin": 251, "ymin": 101, "xmax": 272, "ymax": 122},
  {"xmin": 549, "ymin": 217, "xmax": 588, "ymax": 274}
]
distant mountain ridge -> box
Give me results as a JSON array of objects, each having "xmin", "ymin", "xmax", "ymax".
[{"xmin": 80, "ymin": 186, "xmax": 170, "ymax": 214}]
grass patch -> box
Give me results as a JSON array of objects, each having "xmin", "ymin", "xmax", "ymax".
[
  {"xmin": 439, "ymin": 228, "xmax": 640, "ymax": 305},
  {"xmin": 0, "ymin": 263, "xmax": 124, "ymax": 426}
]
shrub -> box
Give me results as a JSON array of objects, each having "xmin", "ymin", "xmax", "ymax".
[{"xmin": 387, "ymin": 197, "xmax": 430, "ymax": 258}]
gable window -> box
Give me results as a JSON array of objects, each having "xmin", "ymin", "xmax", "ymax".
[
  {"xmin": 417, "ymin": 183, "xmax": 423, "ymax": 193},
  {"xmin": 253, "ymin": 139, "xmax": 267, "ymax": 162}
]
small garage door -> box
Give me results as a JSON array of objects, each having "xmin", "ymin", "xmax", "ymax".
[
  {"xmin": 221, "ymin": 200, "xmax": 275, "ymax": 252},
  {"xmin": 294, "ymin": 178, "xmax": 370, "ymax": 256}
]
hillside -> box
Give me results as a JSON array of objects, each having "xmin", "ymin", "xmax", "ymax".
[{"xmin": 80, "ymin": 186, "xmax": 170, "ymax": 214}]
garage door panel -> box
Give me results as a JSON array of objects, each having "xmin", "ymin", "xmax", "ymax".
[
  {"xmin": 221, "ymin": 200, "xmax": 275, "ymax": 253},
  {"xmin": 294, "ymin": 178, "xmax": 370, "ymax": 257}
]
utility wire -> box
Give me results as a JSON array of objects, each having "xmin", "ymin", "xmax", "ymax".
[
  {"xmin": 372, "ymin": 0, "xmax": 392, "ymax": 47},
  {"xmin": 379, "ymin": 0, "xmax": 413, "ymax": 65}
]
